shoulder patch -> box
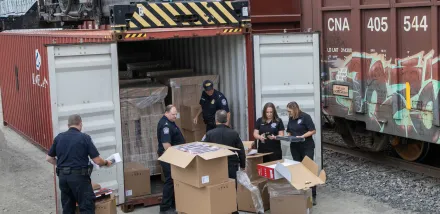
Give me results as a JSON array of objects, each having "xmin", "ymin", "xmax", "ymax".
[
  {"xmin": 271, "ymin": 123, "xmax": 277, "ymax": 128},
  {"xmin": 163, "ymin": 127, "xmax": 169, "ymax": 134},
  {"xmin": 297, "ymin": 119, "xmax": 302, "ymax": 124},
  {"xmin": 221, "ymin": 99, "xmax": 227, "ymax": 106}
]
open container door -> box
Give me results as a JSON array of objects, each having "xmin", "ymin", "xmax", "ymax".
[
  {"xmin": 47, "ymin": 43, "xmax": 124, "ymax": 213},
  {"xmin": 253, "ymin": 32, "xmax": 322, "ymax": 170}
]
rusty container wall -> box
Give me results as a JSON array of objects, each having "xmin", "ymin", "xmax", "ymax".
[
  {"xmin": 0, "ymin": 30, "xmax": 113, "ymax": 150},
  {"xmin": 305, "ymin": 0, "xmax": 440, "ymax": 143},
  {"xmin": 249, "ymin": 0, "xmax": 302, "ymax": 33}
]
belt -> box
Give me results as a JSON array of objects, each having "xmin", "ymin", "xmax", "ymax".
[{"xmin": 56, "ymin": 167, "xmax": 90, "ymax": 176}]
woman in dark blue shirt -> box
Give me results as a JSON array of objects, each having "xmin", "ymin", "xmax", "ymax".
[
  {"xmin": 253, "ymin": 102, "xmax": 285, "ymax": 162},
  {"xmin": 286, "ymin": 101, "xmax": 317, "ymax": 205}
]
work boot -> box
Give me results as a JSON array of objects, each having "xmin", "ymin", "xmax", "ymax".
[
  {"xmin": 313, "ymin": 196, "xmax": 317, "ymax": 206},
  {"xmin": 159, "ymin": 208, "xmax": 177, "ymax": 214}
]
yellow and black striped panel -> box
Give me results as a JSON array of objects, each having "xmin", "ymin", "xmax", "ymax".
[
  {"xmin": 124, "ymin": 33, "xmax": 147, "ymax": 39},
  {"xmin": 223, "ymin": 28, "xmax": 242, "ymax": 33},
  {"xmin": 128, "ymin": 2, "xmax": 243, "ymax": 30}
]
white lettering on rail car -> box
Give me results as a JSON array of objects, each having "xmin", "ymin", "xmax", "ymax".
[
  {"xmin": 403, "ymin": 15, "xmax": 428, "ymax": 32},
  {"xmin": 328, "ymin": 18, "xmax": 350, "ymax": 31},
  {"xmin": 367, "ymin": 17, "xmax": 388, "ymax": 32}
]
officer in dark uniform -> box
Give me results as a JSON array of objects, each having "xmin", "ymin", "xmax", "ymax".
[
  {"xmin": 46, "ymin": 114, "xmax": 112, "ymax": 214},
  {"xmin": 286, "ymin": 101, "xmax": 318, "ymax": 206},
  {"xmin": 252, "ymin": 102, "xmax": 285, "ymax": 162},
  {"xmin": 157, "ymin": 105, "xmax": 185, "ymax": 214},
  {"xmin": 193, "ymin": 80, "xmax": 231, "ymax": 133},
  {"xmin": 202, "ymin": 110, "xmax": 245, "ymax": 214}
]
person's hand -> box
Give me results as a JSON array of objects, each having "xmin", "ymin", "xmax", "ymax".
[
  {"xmin": 268, "ymin": 134, "xmax": 276, "ymax": 140},
  {"xmin": 193, "ymin": 117, "xmax": 198, "ymax": 124},
  {"xmin": 296, "ymin": 135, "xmax": 305, "ymax": 138},
  {"xmin": 259, "ymin": 134, "xmax": 266, "ymax": 142},
  {"xmin": 105, "ymin": 160, "xmax": 113, "ymax": 167},
  {"xmin": 240, "ymin": 167, "xmax": 246, "ymax": 171}
]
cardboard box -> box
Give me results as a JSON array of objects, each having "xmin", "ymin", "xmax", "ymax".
[
  {"xmin": 245, "ymin": 151, "xmax": 272, "ymax": 181},
  {"xmin": 270, "ymin": 188, "xmax": 313, "ymax": 214},
  {"xmin": 237, "ymin": 178, "xmax": 270, "ymax": 212},
  {"xmin": 158, "ymin": 142, "xmax": 238, "ymax": 188},
  {"xmin": 181, "ymin": 105, "xmax": 204, "ymax": 131},
  {"xmin": 75, "ymin": 194, "xmax": 117, "ymax": 214},
  {"xmin": 174, "ymin": 179, "xmax": 237, "ymax": 214},
  {"xmin": 124, "ymin": 162, "xmax": 151, "ymax": 198},
  {"xmin": 183, "ymin": 129, "xmax": 206, "ymax": 143},
  {"xmin": 91, "ymin": 182, "xmax": 101, "ymax": 190},
  {"xmin": 257, "ymin": 156, "xmax": 326, "ymax": 190}
]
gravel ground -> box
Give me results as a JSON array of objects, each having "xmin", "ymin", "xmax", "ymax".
[{"xmin": 323, "ymin": 129, "xmax": 440, "ymax": 214}]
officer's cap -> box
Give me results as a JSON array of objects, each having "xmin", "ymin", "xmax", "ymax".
[{"xmin": 203, "ymin": 80, "xmax": 214, "ymax": 91}]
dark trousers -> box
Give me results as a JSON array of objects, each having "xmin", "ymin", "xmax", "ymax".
[
  {"xmin": 160, "ymin": 161, "xmax": 175, "ymax": 211},
  {"xmin": 228, "ymin": 163, "xmax": 239, "ymax": 214},
  {"xmin": 58, "ymin": 174, "xmax": 95, "ymax": 214},
  {"xmin": 290, "ymin": 143, "xmax": 317, "ymax": 197}
]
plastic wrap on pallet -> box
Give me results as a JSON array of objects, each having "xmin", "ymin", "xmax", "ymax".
[
  {"xmin": 267, "ymin": 179, "xmax": 304, "ymax": 197},
  {"xmin": 146, "ymin": 68, "xmax": 193, "ymax": 78},
  {"xmin": 120, "ymin": 83, "xmax": 168, "ymax": 109},
  {"xmin": 167, "ymin": 75, "xmax": 219, "ymax": 88},
  {"xmin": 236, "ymin": 171, "xmax": 265, "ymax": 214}
]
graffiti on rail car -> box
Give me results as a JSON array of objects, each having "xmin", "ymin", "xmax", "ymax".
[{"xmin": 323, "ymin": 50, "xmax": 440, "ymax": 143}]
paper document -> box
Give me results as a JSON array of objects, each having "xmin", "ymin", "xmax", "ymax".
[
  {"xmin": 247, "ymin": 149, "xmax": 258, "ymax": 156},
  {"xmin": 91, "ymin": 153, "xmax": 122, "ymax": 170}
]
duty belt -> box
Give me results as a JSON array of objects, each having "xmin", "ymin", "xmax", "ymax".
[{"xmin": 56, "ymin": 166, "xmax": 92, "ymax": 176}]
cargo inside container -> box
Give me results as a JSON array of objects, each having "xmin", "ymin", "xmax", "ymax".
[{"xmin": 113, "ymin": 34, "xmax": 248, "ymax": 203}]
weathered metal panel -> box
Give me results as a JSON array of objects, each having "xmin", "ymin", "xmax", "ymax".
[
  {"xmin": 163, "ymin": 35, "xmax": 249, "ymax": 140},
  {"xmin": 0, "ymin": 0, "xmax": 36, "ymax": 17},
  {"xmin": 0, "ymin": 29, "xmax": 113, "ymax": 151},
  {"xmin": 253, "ymin": 33, "xmax": 322, "ymax": 170},
  {"xmin": 47, "ymin": 43, "xmax": 124, "ymax": 212},
  {"xmin": 306, "ymin": 0, "xmax": 440, "ymax": 143},
  {"xmin": 249, "ymin": 0, "xmax": 301, "ymax": 32}
]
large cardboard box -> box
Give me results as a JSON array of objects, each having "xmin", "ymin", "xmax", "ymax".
[
  {"xmin": 174, "ymin": 179, "xmax": 237, "ymax": 214},
  {"xmin": 182, "ymin": 129, "xmax": 205, "ymax": 143},
  {"xmin": 270, "ymin": 188, "xmax": 313, "ymax": 214},
  {"xmin": 237, "ymin": 177, "xmax": 270, "ymax": 212},
  {"xmin": 180, "ymin": 105, "xmax": 204, "ymax": 131},
  {"xmin": 124, "ymin": 162, "xmax": 151, "ymax": 198},
  {"xmin": 158, "ymin": 142, "xmax": 237, "ymax": 188},
  {"xmin": 257, "ymin": 156, "xmax": 326, "ymax": 190},
  {"xmin": 242, "ymin": 141, "xmax": 272, "ymax": 181},
  {"xmin": 75, "ymin": 194, "xmax": 117, "ymax": 214}
]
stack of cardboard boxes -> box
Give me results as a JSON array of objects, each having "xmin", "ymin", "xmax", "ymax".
[
  {"xmin": 158, "ymin": 142, "xmax": 239, "ymax": 214},
  {"xmin": 75, "ymin": 182, "xmax": 117, "ymax": 214},
  {"xmin": 156, "ymin": 74, "xmax": 219, "ymax": 138},
  {"xmin": 257, "ymin": 157, "xmax": 327, "ymax": 214},
  {"xmin": 119, "ymin": 82, "xmax": 168, "ymax": 176},
  {"xmin": 236, "ymin": 141, "xmax": 271, "ymax": 213}
]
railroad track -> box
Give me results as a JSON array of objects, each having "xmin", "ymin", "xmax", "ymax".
[{"xmin": 323, "ymin": 142, "xmax": 440, "ymax": 179}]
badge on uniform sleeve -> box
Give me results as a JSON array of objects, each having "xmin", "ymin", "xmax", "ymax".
[
  {"xmin": 271, "ymin": 123, "xmax": 277, "ymax": 128},
  {"xmin": 297, "ymin": 119, "xmax": 302, "ymax": 124},
  {"xmin": 222, "ymin": 99, "xmax": 227, "ymax": 106},
  {"xmin": 163, "ymin": 127, "xmax": 169, "ymax": 134}
]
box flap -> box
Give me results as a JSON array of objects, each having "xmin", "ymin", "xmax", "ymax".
[
  {"xmin": 201, "ymin": 142, "xmax": 240, "ymax": 151},
  {"xmin": 274, "ymin": 157, "xmax": 326, "ymax": 190},
  {"xmin": 246, "ymin": 152, "xmax": 273, "ymax": 159},
  {"xmin": 198, "ymin": 148, "xmax": 236, "ymax": 160},
  {"xmin": 301, "ymin": 156, "xmax": 318, "ymax": 176},
  {"xmin": 242, "ymin": 141, "xmax": 254, "ymax": 149},
  {"xmin": 157, "ymin": 147, "xmax": 196, "ymax": 168},
  {"xmin": 319, "ymin": 170, "xmax": 327, "ymax": 182}
]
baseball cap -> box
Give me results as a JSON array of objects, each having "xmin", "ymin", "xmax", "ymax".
[{"xmin": 203, "ymin": 80, "xmax": 214, "ymax": 91}]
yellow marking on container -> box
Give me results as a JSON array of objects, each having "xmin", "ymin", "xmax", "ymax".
[
  {"xmin": 406, "ymin": 82, "xmax": 411, "ymax": 110},
  {"xmin": 139, "ymin": 4, "xmax": 163, "ymax": 27},
  {"xmin": 201, "ymin": 2, "xmax": 226, "ymax": 24},
  {"xmin": 133, "ymin": 12, "xmax": 151, "ymax": 28},
  {"xmin": 188, "ymin": 2, "xmax": 214, "ymax": 25},
  {"xmin": 129, "ymin": 22, "xmax": 138, "ymax": 29},
  {"xmin": 150, "ymin": 4, "xmax": 177, "ymax": 26},
  {"xmin": 225, "ymin": 1, "xmax": 235, "ymax": 10},
  {"xmin": 213, "ymin": 2, "xmax": 237, "ymax": 23},
  {"xmin": 163, "ymin": 3, "xmax": 189, "ymax": 26},
  {"xmin": 175, "ymin": 3, "xmax": 202, "ymax": 25}
]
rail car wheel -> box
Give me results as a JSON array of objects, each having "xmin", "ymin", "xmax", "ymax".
[{"xmin": 391, "ymin": 137, "xmax": 430, "ymax": 162}]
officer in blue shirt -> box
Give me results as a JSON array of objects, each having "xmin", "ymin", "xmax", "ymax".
[
  {"xmin": 157, "ymin": 105, "xmax": 185, "ymax": 214},
  {"xmin": 46, "ymin": 114, "xmax": 112, "ymax": 214},
  {"xmin": 286, "ymin": 101, "xmax": 318, "ymax": 206},
  {"xmin": 193, "ymin": 80, "xmax": 231, "ymax": 132}
]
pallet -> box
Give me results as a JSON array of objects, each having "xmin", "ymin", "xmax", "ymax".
[{"xmin": 120, "ymin": 193, "xmax": 163, "ymax": 213}]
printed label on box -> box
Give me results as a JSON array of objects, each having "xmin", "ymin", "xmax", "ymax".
[
  {"xmin": 201, "ymin": 175, "xmax": 210, "ymax": 184},
  {"xmin": 125, "ymin": 190, "xmax": 132, "ymax": 196}
]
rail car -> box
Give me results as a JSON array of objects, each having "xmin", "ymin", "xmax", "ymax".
[{"xmin": 303, "ymin": 0, "xmax": 440, "ymax": 162}]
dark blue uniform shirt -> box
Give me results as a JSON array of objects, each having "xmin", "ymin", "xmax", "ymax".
[
  {"xmin": 199, "ymin": 89, "xmax": 230, "ymax": 124},
  {"xmin": 47, "ymin": 127, "xmax": 99, "ymax": 169},
  {"xmin": 286, "ymin": 111, "xmax": 316, "ymax": 147},
  {"xmin": 157, "ymin": 116, "xmax": 185, "ymax": 155}
]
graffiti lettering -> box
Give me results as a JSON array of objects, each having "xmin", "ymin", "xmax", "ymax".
[{"xmin": 32, "ymin": 73, "xmax": 48, "ymax": 88}]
